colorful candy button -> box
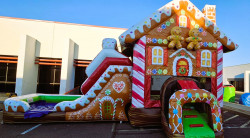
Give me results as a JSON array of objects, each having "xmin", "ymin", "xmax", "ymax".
[
  {"xmin": 203, "ymin": 93, "xmax": 208, "ymax": 98},
  {"xmin": 191, "ymin": 21, "xmax": 195, "ymax": 26},
  {"xmin": 166, "ymin": 21, "xmax": 171, "ymax": 26},
  {"xmin": 161, "ymin": 24, "xmax": 166, "ymax": 29},
  {"xmin": 201, "ymin": 71, "xmax": 206, "ymax": 76},
  {"xmin": 195, "ymin": 24, "xmax": 199, "ymax": 29},
  {"xmin": 207, "ymin": 71, "xmax": 211, "ymax": 76},
  {"xmin": 208, "ymin": 42, "xmax": 213, "ymax": 47},
  {"xmin": 147, "ymin": 38, "xmax": 152, "ymax": 43},
  {"xmin": 199, "ymin": 27, "xmax": 203, "ymax": 32},
  {"xmin": 152, "ymin": 69, "xmax": 157, "ymax": 74},
  {"xmin": 211, "ymin": 72, "xmax": 216, "ymax": 77},
  {"xmin": 213, "ymin": 43, "xmax": 217, "ymax": 48},
  {"xmin": 152, "ymin": 38, "xmax": 157, "ymax": 43},
  {"xmin": 181, "ymin": 10, "xmax": 185, "ymax": 15},
  {"xmin": 178, "ymin": 118, "xmax": 182, "ymax": 123},
  {"xmin": 158, "ymin": 39, "xmax": 162, "ymax": 44},
  {"xmin": 158, "ymin": 69, "xmax": 162, "ymax": 74},
  {"xmin": 202, "ymin": 31, "xmax": 207, "ymax": 36},
  {"xmin": 170, "ymin": 18, "xmax": 175, "ymax": 23},
  {"xmin": 157, "ymin": 27, "xmax": 162, "ymax": 32},
  {"xmin": 203, "ymin": 42, "xmax": 208, "ymax": 47},
  {"xmin": 163, "ymin": 69, "xmax": 168, "ymax": 74}
]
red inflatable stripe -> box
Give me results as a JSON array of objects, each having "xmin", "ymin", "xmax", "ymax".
[
  {"xmin": 184, "ymin": 115, "xmax": 197, "ymax": 118},
  {"xmin": 81, "ymin": 57, "xmax": 132, "ymax": 94},
  {"xmin": 190, "ymin": 124, "xmax": 204, "ymax": 127},
  {"xmin": 177, "ymin": 80, "xmax": 199, "ymax": 89},
  {"xmin": 183, "ymin": 108, "xmax": 192, "ymax": 111}
]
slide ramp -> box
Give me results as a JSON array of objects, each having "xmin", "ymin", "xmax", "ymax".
[
  {"xmin": 183, "ymin": 108, "xmax": 215, "ymax": 138},
  {"xmin": 53, "ymin": 38, "xmax": 133, "ymax": 121}
]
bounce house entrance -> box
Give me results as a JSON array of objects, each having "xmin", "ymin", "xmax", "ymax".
[
  {"xmin": 182, "ymin": 103, "xmax": 214, "ymax": 137},
  {"xmin": 161, "ymin": 77, "xmax": 223, "ymax": 137}
]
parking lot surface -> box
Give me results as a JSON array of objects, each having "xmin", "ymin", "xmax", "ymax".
[
  {"xmin": 0, "ymin": 92, "xmax": 249, "ymax": 138},
  {"xmin": 0, "ymin": 109, "xmax": 249, "ymax": 138}
]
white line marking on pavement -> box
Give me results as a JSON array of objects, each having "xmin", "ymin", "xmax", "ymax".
[
  {"xmin": 111, "ymin": 123, "xmax": 117, "ymax": 138},
  {"xmin": 224, "ymin": 115, "xmax": 239, "ymax": 122},
  {"xmin": 117, "ymin": 128, "xmax": 162, "ymax": 132},
  {"xmin": 240, "ymin": 120, "xmax": 250, "ymax": 128},
  {"xmin": 21, "ymin": 124, "xmax": 42, "ymax": 135},
  {"xmin": 224, "ymin": 126, "xmax": 250, "ymax": 129},
  {"xmin": 223, "ymin": 111, "xmax": 228, "ymax": 114},
  {"xmin": 111, "ymin": 123, "xmax": 116, "ymax": 133}
]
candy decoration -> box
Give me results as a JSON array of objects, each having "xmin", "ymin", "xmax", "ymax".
[{"xmin": 132, "ymin": 36, "xmax": 146, "ymax": 108}]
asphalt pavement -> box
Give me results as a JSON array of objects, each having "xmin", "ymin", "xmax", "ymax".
[
  {"xmin": 0, "ymin": 109, "xmax": 249, "ymax": 138},
  {"xmin": 0, "ymin": 92, "xmax": 249, "ymax": 138}
]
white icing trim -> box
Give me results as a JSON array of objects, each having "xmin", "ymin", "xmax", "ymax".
[
  {"xmin": 214, "ymin": 26, "xmax": 220, "ymax": 34},
  {"xmin": 169, "ymin": 48, "xmax": 195, "ymax": 59},
  {"xmin": 227, "ymin": 38, "xmax": 232, "ymax": 45},
  {"xmin": 219, "ymin": 31, "xmax": 225, "ymax": 39},
  {"xmin": 98, "ymin": 96, "xmax": 115, "ymax": 104},
  {"xmin": 173, "ymin": 0, "xmax": 181, "ymax": 10},
  {"xmin": 173, "ymin": 56, "xmax": 193, "ymax": 76},
  {"xmin": 195, "ymin": 9, "xmax": 202, "ymax": 19},
  {"xmin": 4, "ymin": 99, "xmax": 30, "ymax": 112},
  {"xmin": 187, "ymin": 1, "xmax": 194, "ymax": 11},
  {"xmin": 205, "ymin": 17, "xmax": 213, "ymax": 27},
  {"xmin": 119, "ymin": 1, "xmax": 173, "ymax": 45},
  {"xmin": 86, "ymin": 49, "xmax": 127, "ymax": 77},
  {"xmin": 102, "ymin": 38, "xmax": 117, "ymax": 49}
]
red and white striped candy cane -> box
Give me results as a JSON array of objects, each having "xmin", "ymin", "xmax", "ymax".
[
  {"xmin": 217, "ymin": 41, "xmax": 223, "ymax": 107},
  {"xmin": 132, "ymin": 36, "xmax": 146, "ymax": 108}
]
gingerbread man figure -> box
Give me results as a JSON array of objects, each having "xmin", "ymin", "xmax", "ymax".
[
  {"xmin": 186, "ymin": 28, "xmax": 202, "ymax": 50},
  {"xmin": 167, "ymin": 26, "xmax": 184, "ymax": 49}
]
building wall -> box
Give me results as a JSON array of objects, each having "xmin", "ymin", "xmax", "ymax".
[
  {"xmin": 0, "ymin": 16, "xmax": 126, "ymax": 95},
  {"xmin": 223, "ymin": 63, "xmax": 250, "ymax": 92},
  {"xmin": 0, "ymin": 16, "xmax": 126, "ymax": 59},
  {"xmin": 223, "ymin": 64, "xmax": 250, "ymax": 84}
]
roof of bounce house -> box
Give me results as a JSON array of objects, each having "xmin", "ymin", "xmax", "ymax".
[{"xmin": 119, "ymin": 0, "xmax": 238, "ymax": 53}]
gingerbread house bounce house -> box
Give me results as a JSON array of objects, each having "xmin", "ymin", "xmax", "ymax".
[
  {"xmin": 3, "ymin": 0, "xmax": 238, "ymax": 137},
  {"xmin": 119, "ymin": 0, "xmax": 237, "ymax": 137}
]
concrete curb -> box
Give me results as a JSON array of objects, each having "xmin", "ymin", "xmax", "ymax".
[{"xmin": 223, "ymin": 102, "xmax": 250, "ymax": 119}]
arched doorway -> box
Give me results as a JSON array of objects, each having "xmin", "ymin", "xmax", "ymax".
[
  {"xmin": 172, "ymin": 56, "xmax": 193, "ymax": 76},
  {"xmin": 176, "ymin": 58, "xmax": 189, "ymax": 76},
  {"xmin": 167, "ymin": 89, "xmax": 223, "ymax": 134}
]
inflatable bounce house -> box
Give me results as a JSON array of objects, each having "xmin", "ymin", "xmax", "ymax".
[
  {"xmin": 3, "ymin": 0, "xmax": 238, "ymax": 137},
  {"xmin": 239, "ymin": 93, "xmax": 250, "ymax": 106}
]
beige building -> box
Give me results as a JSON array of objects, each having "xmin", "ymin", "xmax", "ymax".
[
  {"xmin": 223, "ymin": 64, "xmax": 250, "ymax": 92},
  {"xmin": 0, "ymin": 16, "xmax": 126, "ymax": 95}
]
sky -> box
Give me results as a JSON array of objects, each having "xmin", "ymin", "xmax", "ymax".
[{"xmin": 0, "ymin": 0, "xmax": 249, "ymax": 67}]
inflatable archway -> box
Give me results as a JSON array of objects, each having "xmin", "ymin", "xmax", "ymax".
[{"xmin": 168, "ymin": 89, "xmax": 223, "ymax": 134}]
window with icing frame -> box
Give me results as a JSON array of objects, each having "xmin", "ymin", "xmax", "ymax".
[
  {"xmin": 152, "ymin": 46, "xmax": 164, "ymax": 65},
  {"xmin": 201, "ymin": 50, "xmax": 212, "ymax": 67},
  {"xmin": 179, "ymin": 15, "xmax": 187, "ymax": 28}
]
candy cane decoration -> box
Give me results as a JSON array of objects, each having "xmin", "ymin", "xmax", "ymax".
[
  {"xmin": 112, "ymin": 98, "xmax": 124, "ymax": 120},
  {"xmin": 217, "ymin": 41, "xmax": 223, "ymax": 107},
  {"xmin": 132, "ymin": 36, "xmax": 146, "ymax": 108}
]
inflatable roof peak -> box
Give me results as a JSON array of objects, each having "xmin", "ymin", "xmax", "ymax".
[{"xmin": 119, "ymin": 0, "xmax": 238, "ymax": 53}]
